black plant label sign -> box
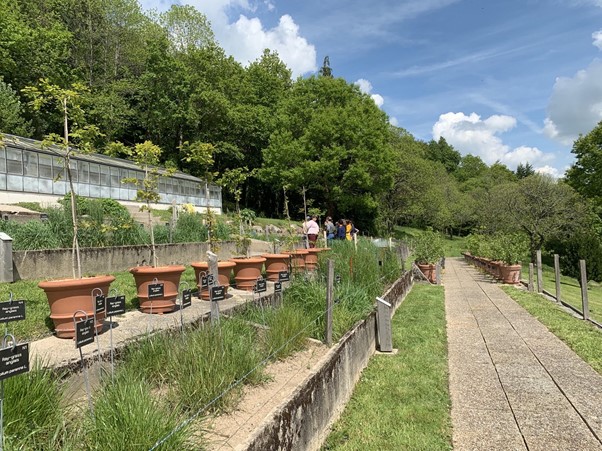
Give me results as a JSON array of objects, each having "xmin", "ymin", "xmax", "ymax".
[
  {"xmin": 0, "ymin": 343, "xmax": 29, "ymax": 381},
  {"xmin": 278, "ymin": 271, "xmax": 290, "ymax": 282},
  {"xmin": 95, "ymin": 294, "xmax": 106, "ymax": 314},
  {"xmin": 182, "ymin": 289, "xmax": 192, "ymax": 309},
  {"xmin": 75, "ymin": 318, "xmax": 95, "ymax": 349},
  {"xmin": 148, "ymin": 283, "xmax": 164, "ymax": 299},
  {"xmin": 0, "ymin": 300, "xmax": 25, "ymax": 323},
  {"xmin": 201, "ymin": 275, "xmax": 214, "ymax": 288},
  {"xmin": 274, "ymin": 282, "xmax": 282, "ymax": 293},
  {"xmin": 210, "ymin": 285, "xmax": 226, "ymax": 302},
  {"xmin": 106, "ymin": 295, "xmax": 126, "ymax": 317},
  {"xmin": 254, "ymin": 279, "xmax": 267, "ymax": 293}
]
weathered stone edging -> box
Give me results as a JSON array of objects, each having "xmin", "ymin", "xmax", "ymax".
[{"xmin": 240, "ymin": 271, "xmax": 413, "ymax": 450}]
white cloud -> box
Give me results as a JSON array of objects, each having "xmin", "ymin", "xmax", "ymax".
[
  {"xmin": 433, "ymin": 112, "xmax": 554, "ymax": 169},
  {"xmin": 535, "ymin": 165, "xmax": 562, "ymax": 178},
  {"xmin": 593, "ymin": 30, "xmax": 602, "ymax": 49},
  {"xmin": 389, "ymin": 116, "xmax": 399, "ymax": 127},
  {"xmin": 224, "ymin": 14, "xmax": 316, "ymax": 76},
  {"xmin": 354, "ymin": 78, "xmax": 385, "ymax": 108},
  {"xmin": 139, "ymin": 1, "xmax": 316, "ymax": 77},
  {"xmin": 544, "ymin": 59, "xmax": 602, "ymax": 145}
]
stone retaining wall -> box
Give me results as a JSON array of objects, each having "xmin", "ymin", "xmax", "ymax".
[
  {"xmin": 241, "ymin": 270, "xmax": 414, "ymax": 450},
  {"xmin": 12, "ymin": 240, "xmax": 274, "ymax": 280}
]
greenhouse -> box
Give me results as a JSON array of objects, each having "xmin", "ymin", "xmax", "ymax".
[{"xmin": 0, "ymin": 134, "xmax": 222, "ymax": 212}]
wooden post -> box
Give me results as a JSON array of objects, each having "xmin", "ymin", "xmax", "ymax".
[
  {"xmin": 536, "ymin": 250, "xmax": 543, "ymax": 293},
  {"xmin": 580, "ymin": 260, "xmax": 589, "ymax": 321},
  {"xmin": 554, "ymin": 254, "xmax": 561, "ymax": 302},
  {"xmin": 528, "ymin": 263, "xmax": 534, "ymax": 292},
  {"xmin": 325, "ymin": 259, "xmax": 334, "ymax": 346},
  {"xmin": 376, "ymin": 297, "xmax": 393, "ymax": 352},
  {"xmin": 207, "ymin": 251, "xmax": 220, "ymax": 324},
  {"xmin": 435, "ymin": 263, "xmax": 441, "ymax": 285}
]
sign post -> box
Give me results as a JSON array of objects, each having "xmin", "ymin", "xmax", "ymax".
[
  {"xmin": 178, "ymin": 282, "xmax": 192, "ymax": 332},
  {"xmin": 376, "ymin": 297, "xmax": 394, "ymax": 353},
  {"xmin": 0, "ymin": 333, "xmax": 29, "ymax": 449},
  {"xmin": 105, "ymin": 289, "xmax": 126, "ymax": 380},
  {"xmin": 73, "ymin": 310, "xmax": 95, "ymax": 416},
  {"xmin": 91, "ymin": 288, "xmax": 105, "ymax": 374}
]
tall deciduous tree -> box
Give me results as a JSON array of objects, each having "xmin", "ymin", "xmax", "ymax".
[
  {"xmin": 566, "ymin": 120, "xmax": 602, "ymax": 216},
  {"xmin": 261, "ymin": 76, "xmax": 394, "ymax": 232}
]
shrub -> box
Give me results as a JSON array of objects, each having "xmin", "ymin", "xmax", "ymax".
[
  {"xmin": 173, "ymin": 212, "xmax": 208, "ymax": 243},
  {"xmin": 413, "ymin": 230, "xmax": 444, "ymax": 264}
]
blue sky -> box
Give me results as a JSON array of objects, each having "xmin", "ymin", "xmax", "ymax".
[{"xmin": 140, "ymin": 0, "xmax": 602, "ymax": 177}]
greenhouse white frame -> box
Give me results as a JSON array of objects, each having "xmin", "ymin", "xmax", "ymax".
[{"xmin": 0, "ymin": 134, "xmax": 222, "ymax": 211}]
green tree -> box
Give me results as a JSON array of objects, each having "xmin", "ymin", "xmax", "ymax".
[
  {"xmin": 482, "ymin": 174, "xmax": 586, "ymax": 262},
  {"xmin": 516, "ymin": 162, "xmax": 535, "ymax": 179},
  {"xmin": 425, "ymin": 137, "xmax": 461, "ymax": 173},
  {"xmin": 566, "ymin": 120, "xmax": 602, "ymax": 215},
  {"xmin": 0, "ymin": 77, "xmax": 30, "ymax": 135},
  {"xmin": 261, "ymin": 76, "xmax": 394, "ymax": 232}
]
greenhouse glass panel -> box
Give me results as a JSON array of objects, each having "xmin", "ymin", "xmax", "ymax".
[
  {"xmin": 78, "ymin": 161, "xmax": 89, "ymax": 183},
  {"xmin": 0, "ymin": 174, "xmax": 5, "ymax": 190},
  {"xmin": 53, "ymin": 180, "xmax": 66, "ymax": 195},
  {"xmin": 69, "ymin": 160, "xmax": 78, "ymax": 182},
  {"xmin": 23, "ymin": 152, "xmax": 38, "ymax": 177},
  {"xmin": 100, "ymin": 166, "xmax": 110, "ymax": 186},
  {"xmin": 6, "ymin": 148, "xmax": 23, "ymax": 175},
  {"xmin": 38, "ymin": 154, "xmax": 52, "ymax": 178},
  {"xmin": 39, "ymin": 179, "xmax": 52, "ymax": 193},
  {"xmin": 89, "ymin": 164, "xmax": 100, "ymax": 184},
  {"xmin": 0, "ymin": 148, "xmax": 5, "ymax": 172},
  {"xmin": 23, "ymin": 177, "xmax": 38, "ymax": 193},
  {"xmin": 53, "ymin": 157, "xmax": 64, "ymax": 180},
  {"xmin": 7, "ymin": 175, "xmax": 23, "ymax": 191},
  {"xmin": 77, "ymin": 183, "xmax": 89, "ymax": 197},
  {"xmin": 110, "ymin": 167, "xmax": 119, "ymax": 186},
  {"xmin": 90, "ymin": 184, "xmax": 100, "ymax": 198}
]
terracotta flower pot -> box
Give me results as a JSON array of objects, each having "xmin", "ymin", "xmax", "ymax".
[
  {"xmin": 284, "ymin": 249, "xmax": 309, "ymax": 272},
  {"xmin": 191, "ymin": 261, "xmax": 236, "ymax": 300},
  {"xmin": 304, "ymin": 248, "xmax": 322, "ymax": 271},
  {"xmin": 130, "ymin": 265, "xmax": 186, "ymax": 314},
  {"xmin": 500, "ymin": 264, "xmax": 521, "ymax": 284},
  {"xmin": 229, "ymin": 257, "xmax": 266, "ymax": 291},
  {"xmin": 261, "ymin": 253, "xmax": 290, "ymax": 282},
  {"xmin": 39, "ymin": 274, "xmax": 115, "ymax": 339},
  {"xmin": 416, "ymin": 263, "xmax": 436, "ymax": 283}
]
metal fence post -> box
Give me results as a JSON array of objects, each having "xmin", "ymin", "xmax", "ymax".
[{"xmin": 325, "ymin": 259, "xmax": 334, "ymax": 346}]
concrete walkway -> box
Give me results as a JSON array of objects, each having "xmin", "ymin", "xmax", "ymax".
[{"xmin": 445, "ymin": 258, "xmax": 602, "ymax": 451}]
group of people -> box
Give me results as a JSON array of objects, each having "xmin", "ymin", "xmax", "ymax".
[{"xmin": 303, "ymin": 216, "xmax": 358, "ymax": 247}]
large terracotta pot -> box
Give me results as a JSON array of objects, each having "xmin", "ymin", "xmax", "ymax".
[
  {"xmin": 229, "ymin": 257, "xmax": 266, "ymax": 291},
  {"xmin": 191, "ymin": 261, "xmax": 235, "ymax": 300},
  {"xmin": 39, "ymin": 274, "xmax": 115, "ymax": 339},
  {"xmin": 304, "ymin": 248, "xmax": 322, "ymax": 271},
  {"xmin": 416, "ymin": 263, "xmax": 436, "ymax": 283},
  {"xmin": 261, "ymin": 254, "xmax": 290, "ymax": 282},
  {"xmin": 284, "ymin": 249, "xmax": 309, "ymax": 272},
  {"xmin": 130, "ymin": 265, "xmax": 186, "ymax": 314},
  {"xmin": 500, "ymin": 264, "xmax": 521, "ymax": 284}
]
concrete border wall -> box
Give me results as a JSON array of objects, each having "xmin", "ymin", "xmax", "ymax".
[
  {"xmin": 241, "ymin": 271, "xmax": 414, "ymax": 450},
  {"xmin": 11, "ymin": 240, "xmax": 274, "ymax": 280}
]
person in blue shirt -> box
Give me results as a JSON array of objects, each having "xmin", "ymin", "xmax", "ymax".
[{"xmin": 336, "ymin": 219, "xmax": 346, "ymax": 240}]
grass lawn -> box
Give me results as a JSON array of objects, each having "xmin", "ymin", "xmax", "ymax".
[
  {"xmin": 322, "ymin": 284, "xmax": 452, "ymax": 451},
  {"xmin": 501, "ymin": 285, "xmax": 602, "ymax": 374},
  {"xmin": 0, "ymin": 266, "xmax": 199, "ymax": 340},
  {"xmin": 521, "ymin": 262, "xmax": 602, "ymax": 325}
]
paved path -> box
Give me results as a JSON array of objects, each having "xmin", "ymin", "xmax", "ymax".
[{"xmin": 445, "ymin": 258, "xmax": 602, "ymax": 451}]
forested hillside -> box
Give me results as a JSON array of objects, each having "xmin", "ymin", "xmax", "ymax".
[{"xmin": 1, "ymin": 0, "xmax": 602, "ymax": 249}]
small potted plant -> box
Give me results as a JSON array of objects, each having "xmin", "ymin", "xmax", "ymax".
[
  {"xmin": 26, "ymin": 80, "xmax": 114, "ymax": 338},
  {"xmin": 413, "ymin": 230, "xmax": 444, "ymax": 283},
  {"xmin": 125, "ymin": 141, "xmax": 185, "ymax": 314}
]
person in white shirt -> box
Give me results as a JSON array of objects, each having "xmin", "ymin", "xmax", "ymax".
[{"xmin": 305, "ymin": 215, "xmax": 320, "ymax": 248}]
